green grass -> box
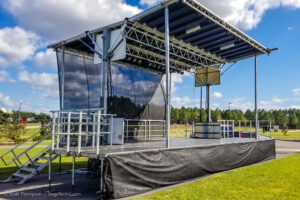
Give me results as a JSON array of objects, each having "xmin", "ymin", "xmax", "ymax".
[
  {"xmin": 0, "ymin": 147, "xmax": 88, "ymax": 180},
  {"xmin": 0, "ymin": 128, "xmax": 41, "ymax": 143},
  {"xmin": 24, "ymin": 123, "xmax": 41, "ymax": 126},
  {"xmin": 262, "ymin": 131, "xmax": 300, "ymax": 140},
  {"xmin": 133, "ymin": 153, "xmax": 300, "ymax": 200}
]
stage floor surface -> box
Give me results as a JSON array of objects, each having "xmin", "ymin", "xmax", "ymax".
[{"xmin": 54, "ymin": 137, "xmax": 271, "ymax": 158}]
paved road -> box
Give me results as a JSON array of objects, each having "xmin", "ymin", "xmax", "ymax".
[
  {"xmin": 0, "ymin": 139, "xmax": 299, "ymax": 200},
  {"xmin": 25, "ymin": 125, "xmax": 41, "ymax": 129},
  {"xmin": 0, "ymin": 172, "xmax": 99, "ymax": 200},
  {"xmin": 275, "ymin": 139, "xmax": 300, "ymax": 158}
]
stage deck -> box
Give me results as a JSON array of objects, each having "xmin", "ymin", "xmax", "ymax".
[{"xmin": 53, "ymin": 137, "xmax": 269, "ymax": 158}]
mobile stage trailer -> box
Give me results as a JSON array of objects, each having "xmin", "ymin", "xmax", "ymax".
[{"xmin": 1, "ymin": 0, "xmax": 276, "ymax": 198}]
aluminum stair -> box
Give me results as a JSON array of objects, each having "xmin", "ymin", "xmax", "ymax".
[{"xmin": 0, "ymin": 125, "xmax": 59, "ymax": 184}]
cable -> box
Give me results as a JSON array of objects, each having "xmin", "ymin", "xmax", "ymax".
[{"xmin": 221, "ymin": 62, "xmax": 236, "ymax": 76}]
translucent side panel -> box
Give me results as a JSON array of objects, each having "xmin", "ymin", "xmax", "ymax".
[
  {"xmin": 108, "ymin": 64, "xmax": 165, "ymax": 120},
  {"xmin": 57, "ymin": 50, "xmax": 165, "ymax": 120},
  {"xmin": 57, "ymin": 50, "xmax": 102, "ymax": 110}
]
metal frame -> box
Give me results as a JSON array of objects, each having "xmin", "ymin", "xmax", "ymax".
[
  {"xmin": 124, "ymin": 119, "xmax": 165, "ymax": 141},
  {"xmin": 165, "ymin": 6, "xmax": 170, "ymax": 148},
  {"xmin": 219, "ymin": 120, "xmax": 235, "ymax": 138},
  {"xmin": 182, "ymin": 0, "xmax": 270, "ymax": 56},
  {"xmin": 50, "ymin": 109, "xmax": 115, "ymax": 156},
  {"xmin": 124, "ymin": 22, "xmax": 225, "ymax": 69},
  {"xmin": 255, "ymin": 56, "xmax": 258, "ymax": 140}
]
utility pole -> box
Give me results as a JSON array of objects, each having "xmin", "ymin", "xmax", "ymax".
[
  {"xmin": 18, "ymin": 101, "xmax": 22, "ymax": 123},
  {"xmin": 228, "ymin": 103, "xmax": 232, "ymax": 110}
]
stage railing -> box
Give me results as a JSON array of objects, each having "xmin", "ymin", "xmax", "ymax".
[
  {"xmin": 218, "ymin": 120, "xmax": 235, "ymax": 138},
  {"xmin": 50, "ymin": 109, "xmax": 115, "ymax": 155},
  {"xmin": 124, "ymin": 119, "xmax": 165, "ymax": 141},
  {"xmin": 218, "ymin": 120, "xmax": 272, "ymax": 139}
]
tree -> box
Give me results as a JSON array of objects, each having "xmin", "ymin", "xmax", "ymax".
[
  {"xmin": 289, "ymin": 112, "xmax": 298, "ymax": 129},
  {"xmin": 211, "ymin": 109, "xmax": 222, "ymax": 122},
  {"xmin": 245, "ymin": 109, "xmax": 254, "ymax": 120},
  {"xmin": 0, "ymin": 121, "xmax": 25, "ymax": 143},
  {"xmin": 38, "ymin": 113, "xmax": 51, "ymax": 136},
  {"xmin": 200, "ymin": 109, "xmax": 207, "ymax": 122}
]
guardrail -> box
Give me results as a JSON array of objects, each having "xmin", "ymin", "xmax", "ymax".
[
  {"xmin": 124, "ymin": 119, "xmax": 165, "ymax": 141},
  {"xmin": 50, "ymin": 109, "xmax": 115, "ymax": 155}
]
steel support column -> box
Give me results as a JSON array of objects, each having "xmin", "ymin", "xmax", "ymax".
[
  {"xmin": 72, "ymin": 155, "xmax": 75, "ymax": 193},
  {"xmin": 206, "ymin": 85, "xmax": 211, "ymax": 122},
  {"xmin": 60, "ymin": 44, "xmax": 65, "ymax": 110},
  {"xmin": 200, "ymin": 86, "xmax": 202, "ymax": 122},
  {"xmin": 48, "ymin": 152, "xmax": 51, "ymax": 193},
  {"xmin": 102, "ymin": 29, "xmax": 110, "ymax": 114},
  {"xmin": 255, "ymin": 56, "xmax": 258, "ymax": 140},
  {"xmin": 165, "ymin": 6, "xmax": 170, "ymax": 148}
]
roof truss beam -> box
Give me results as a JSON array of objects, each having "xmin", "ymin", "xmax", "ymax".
[
  {"xmin": 183, "ymin": 0, "xmax": 270, "ymax": 54},
  {"xmin": 124, "ymin": 22, "xmax": 225, "ymax": 67}
]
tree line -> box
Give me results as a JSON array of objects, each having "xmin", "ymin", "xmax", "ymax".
[
  {"xmin": 171, "ymin": 107, "xmax": 300, "ymax": 129},
  {"xmin": 0, "ymin": 110, "xmax": 50, "ymax": 124}
]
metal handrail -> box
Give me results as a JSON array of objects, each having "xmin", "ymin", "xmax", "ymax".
[
  {"xmin": 7, "ymin": 133, "xmax": 52, "ymax": 166},
  {"xmin": 20, "ymin": 144, "xmax": 52, "ymax": 168},
  {"xmin": 0, "ymin": 125, "xmax": 52, "ymax": 166},
  {"xmin": 50, "ymin": 108, "xmax": 104, "ymax": 113},
  {"xmin": 0, "ymin": 125, "xmax": 50, "ymax": 159}
]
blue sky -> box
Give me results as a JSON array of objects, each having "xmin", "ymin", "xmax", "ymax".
[{"xmin": 0, "ymin": 0, "xmax": 300, "ymax": 113}]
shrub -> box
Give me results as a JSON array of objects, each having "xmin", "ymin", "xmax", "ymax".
[{"xmin": 0, "ymin": 122, "xmax": 25, "ymax": 143}]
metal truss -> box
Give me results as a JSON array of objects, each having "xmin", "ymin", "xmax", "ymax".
[
  {"xmin": 183, "ymin": 0, "xmax": 271, "ymax": 55},
  {"xmin": 126, "ymin": 44, "xmax": 190, "ymax": 73},
  {"xmin": 124, "ymin": 22, "xmax": 225, "ymax": 70}
]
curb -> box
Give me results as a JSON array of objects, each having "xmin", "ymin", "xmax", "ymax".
[{"xmin": 275, "ymin": 139, "xmax": 300, "ymax": 142}]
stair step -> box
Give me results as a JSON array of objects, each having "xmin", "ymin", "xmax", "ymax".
[
  {"xmin": 39, "ymin": 156, "xmax": 50, "ymax": 160},
  {"xmin": 32, "ymin": 161, "xmax": 44, "ymax": 166},
  {"xmin": 21, "ymin": 167, "xmax": 37, "ymax": 173},
  {"xmin": 12, "ymin": 172, "xmax": 29, "ymax": 179}
]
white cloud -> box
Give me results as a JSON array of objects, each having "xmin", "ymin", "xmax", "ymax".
[
  {"xmin": 172, "ymin": 96, "xmax": 192, "ymax": 108},
  {"xmin": 139, "ymin": 0, "xmax": 300, "ymax": 31},
  {"xmin": 212, "ymin": 103, "xmax": 220, "ymax": 109},
  {"xmin": 291, "ymin": 105, "xmax": 300, "ymax": 109},
  {"xmin": 18, "ymin": 70, "xmax": 59, "ymax": 98},
  {"xmin": 140, "ymin": 0, "xmax": 162, "ymax": 7},
  {"xmin": 3, "ymin": 0, "xmax": 141, "ymax": 41},
  {"xmin": 292, "ymin": 88, "xmax": 300, "ymax": 95},
  {"xmin": 32, "ymin": 49, "xmax": 57, "ymax": 70},
  {"xmin": 0, "ymin": 26, "xmax": 39, "ymax": 67},
  {"xmin": 211, "ymin": 92, "xmax": 222, "ymax": 99},
  {"xmin": 0, "ymin": 70, "xmax": 15, "ymax": 83},
  {"xmin": 0, "ymin": 92, "xmax": 15, "ymax": 107},
  {"xmin": 288, "ymin": 26, "xmax": 294, "ymax": 31},
  {"xmin": 198, "ymin": 0, "xmax": 300, "ymax": 30},
  {"xmin": 171, "ymin": 95, "xmax": 200, "ymax": 108}
]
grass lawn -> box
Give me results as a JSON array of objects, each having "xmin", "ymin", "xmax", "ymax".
[
  {"xmin": 262, "ymin": 131, "xmax": 300, "ymax": 140},
  {"xmin": 170, "ymin": 124, "xmax": 189, "ymax": 138},
  {"xmin": 0, "ymin": 128, "xmax": 42, "ymax": 143},
  {"xmin": 0, "ymin": 147, "xmax": 88, "ymax": 180},
  {"xmin": 133, "ymin": 153, "xmax": 300, "ymax": 200}
]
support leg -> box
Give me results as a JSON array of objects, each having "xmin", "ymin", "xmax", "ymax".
[
  {"xmin": 58, "ymin": 155, "xmax": 62, "ymax": 175},
  {"xmin": 48, "ymin": 153, "xmax": 52, "ymax": 193},
  {"xmin": 165, "ymin": 6, "xmax": 170, "ymax": 148},
  {"xmin": 99, "ymin": 158, "xmax": 104, "ymax": 199},
  {"xmin": 72, "ymin": 155, "xmax": 75, "ymax": 193},
  {"xmin": 255, "ymin": 56, "xmax": 258, "ymax": 140}
]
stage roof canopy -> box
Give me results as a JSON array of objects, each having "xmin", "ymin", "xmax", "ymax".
[{"xmin": 49, "ymin": 0, "xmax": 272, "ymax": 74}]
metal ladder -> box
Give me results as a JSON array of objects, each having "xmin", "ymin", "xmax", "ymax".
[{"xmin": 0, "ymin": 125, "xmax": 58, "ymax": 184}]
